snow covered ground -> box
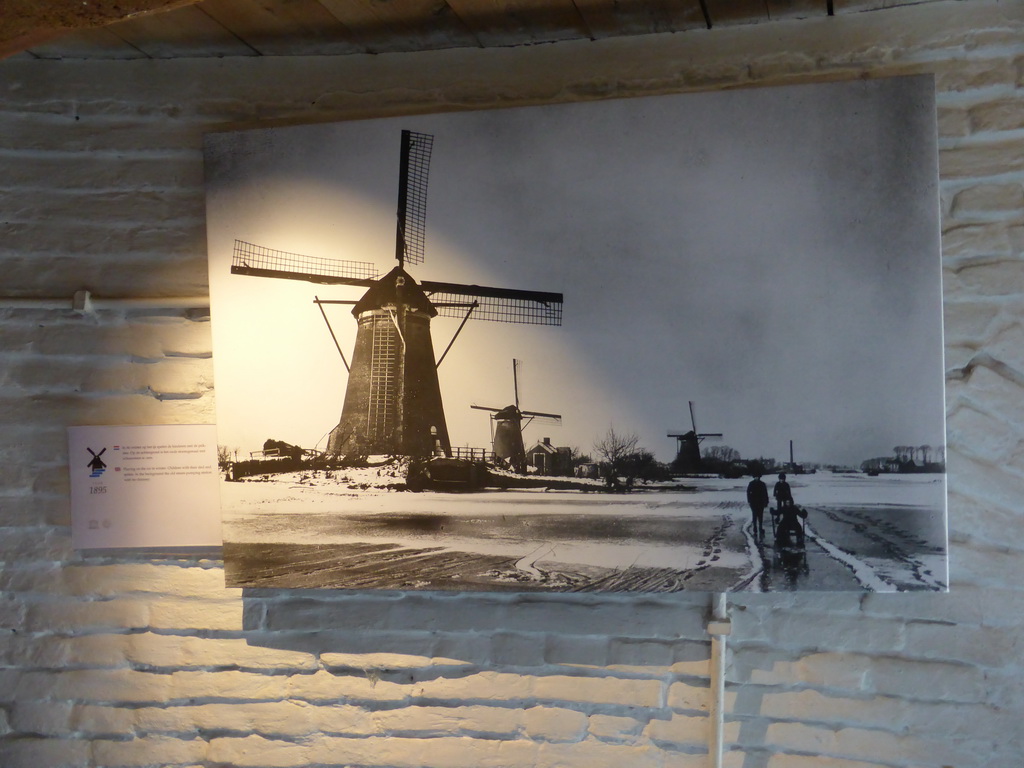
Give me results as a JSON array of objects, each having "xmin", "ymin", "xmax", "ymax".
[{"xmin": 221, "ymin": 469, "xmax": 947, "ymax": 593}]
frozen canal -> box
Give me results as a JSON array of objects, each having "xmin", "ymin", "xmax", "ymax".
[{"xmin": 222, "ymin": 470, "xmax": 947, "ymax": 593}]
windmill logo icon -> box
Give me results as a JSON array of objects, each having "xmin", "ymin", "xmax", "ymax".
[{"xmin": 87, "ymin": 447, "xmax": 107, "ymax": 478}]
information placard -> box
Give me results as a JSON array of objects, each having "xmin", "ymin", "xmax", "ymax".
[{"xmin": 67, "ymin": 424, "xmax": 223, "ymax": 549}]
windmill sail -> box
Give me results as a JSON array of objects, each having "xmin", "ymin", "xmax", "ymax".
[
  {"xmin": 424, "ymin": 281, "xmax": 562, "ymax": 325},
  {"xmin": 395, "ymin": 130, "xmax": 433, "ymax": 267},
  {"xmin": 231, "ymin": 240, "xmax": 378, "ymax": 287}
]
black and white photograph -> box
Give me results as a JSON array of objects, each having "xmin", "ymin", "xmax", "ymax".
[{"xmin": 205, "ymin": 75, "xmax": 948, "ymax": 593}]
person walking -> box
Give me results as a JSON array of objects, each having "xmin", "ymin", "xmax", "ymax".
[
  {"xmin": 746, "ymin": 472, "xmax": 769, "ymax": 540},
  {"xmin": 773, "ymin": 472, "xmax": 793, "ymax": 509}
]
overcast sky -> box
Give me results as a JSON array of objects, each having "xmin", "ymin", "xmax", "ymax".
[{"xmin": 205, "ymin": 75, "xmax": 945, "ymax": 467}]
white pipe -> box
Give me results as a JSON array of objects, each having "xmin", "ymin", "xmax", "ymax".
[{"xmin": 708, "ymin": 592, "xmax": 731, "ymax": 768}]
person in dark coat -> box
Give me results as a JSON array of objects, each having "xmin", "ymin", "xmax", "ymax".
[
  {"xmin": 773, "ymin": 472, "xmax": 793, "ymax": 508},
  {"xmin": 746, "ymin": 473, "xmax": 769, "ymax": 540},
  {"xmin": 775, "ymin": 503, "xmax": 807, "ymax": 547}
]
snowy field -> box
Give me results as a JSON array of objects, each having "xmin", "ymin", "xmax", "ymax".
[{"xmin": 221, "ymin": 470, "xmax": 947, "ymax": 593}]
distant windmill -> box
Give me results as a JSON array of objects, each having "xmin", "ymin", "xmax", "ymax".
[
  {"xmin": 471, "ymin": 359, "xmax": 561, "ymax": 473},
  {"xmin": 668, "ymin": 401, "xmax": 723, "ymax": 474},
  {"xmin": 230, "ymin": 130, "xmax": 563, "ymax": 458}
]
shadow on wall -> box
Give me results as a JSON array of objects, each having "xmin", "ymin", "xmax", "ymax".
[{"xmin": 237, "ymin": 586, "xmax": 716, "ymax": 670}]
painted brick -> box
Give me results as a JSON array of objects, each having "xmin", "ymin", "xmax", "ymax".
[
  {"xmin": 1, "ymin": 355, "xmax": 213, "ymax": 398},
  {"xmin": 765, "ymin": 721, "xmax": 987, "ymax": 766},
  {"xmin": 587, "ymin": 713, "xmax": 645, "ymax": 742},
  {"xmin": 867, "ymin": 657, "xmax": 988, "ymax": 702},
  {"xmin": 667, "ymin": 679, "xmax": 708, "ymax": 712},
  {"xmin": 90, "ymin": 735, "xmax": 208, "ymax": 767},
  {"xmin": 61, "ymin": 563, "xmax": 232, "ymax": 599},
  {"xmin": 68, "ymin": 704, "xmax": 137, "ymax": 736},
  {"xmin": 943, "ymin": 299, "xmax": 1001, "ymax": 343},
  {"xmin": 9, "ymin": 701, "xmax": 73, "ymax": 736},
  {"xmin": 931, "ymin": 56, "xmax": 1020, "ymax": 92},
  {"xmin": 943, "ymin": 222, "xmax": 1015, "ymax": 259},
  {"xmin": 260, "ymin": 628, "xmax": 440, "ymax": 658},
  {"xmin": 939, "ymin": 138, "xmax": 1024, "ymax": 179},
  {"xmin": 0, "ymin": 737, "xmax": 90, "ymax": 767},
  {"xmin": 536, "ymin": 739, "xmax": 665, "ymax": 768},
  {"xmin": 207, "ymin": 735, "xmax": 309, "ymax": 767},
  {"xmin": 147, "ymin": 597, "xmax": 244, "ymax": 631},
  {"xmin": 947, "ymin": 404, "xmax": 1023, "ymax": 468},
  {"xmin": 370, "ymin": 708, "xmax": 577, "ymax": 741},
  {"xmin": 33, "ymin": 669, "xmax": 173, "ymax": 704},
  {"xmin": 949, "ymin": 259, "xmax": 1024, "ymax": 298},
  {"xmin": 859, "ymin": 589, "xmax": 985, "ymax": 625},
  {"xmin": 285, "ymin": 669, "xmax": 409, "ymax": 703},
  {"xmin": 641, "ymin": 712, "xmax": 708, "ymax": 748},
  {"xmin": 606, "ymin": 637, "xmax": 677, "ymax": 667},
  {"xmin": 0, "ymin": 594, "xmax": 26, "ymax": 631},
  {"xmin": 757, "ymin": 755, "xmax": 900, "ymax": 768},
  {"xmin": 969, "ymin": 97, "xmax": 1024, "ymax": 133},
  {"xmin": 372, "ymin": 704, "xmax": 525, "ymax": 738},
  {"xmin": 0, "ymin": 493, "xmax": 69, "ymax": 527},
  {"xmin": 0, "ymin": 315, "xmax": 212, "ymax": 360},
  {"xmin": 543, "ymin": 633, "xmax": 609, "ymax": 666},
  {"xmin": 414, "ymin": 670, "xmax": 536, "ymax": 704},
  {"xmin": 124, "ymin": 634, "xmax": 317, "ymax": 671},
  {"xmin": 986, "ymin": 320, "xmax": 1024, "ymax": 368},
  {"xmin": 523, "ymin": 705, "xmax": 588, "ymax": 742},
  {"xmin": 490, "ymin": 631, "xmax": 546, "ymax": 666},
  {"xmin": 431, "ymin": 631, "xmax": 493, "ymax": 663},
  {"xmin": 0, "ymin": 153, "xmax": 204, "ymax": 190},
  {"xmin": 951, "ymin": 183, "xmax": 1024, "ymax": 218},
  {"xmin": 127, "ymin": 701, "xmax": 374, "ymax": 737},
  {"xmin": 735, "ymin": 609, "xmax": 905, "ymax": 653},
  {"xmin": 936, "ymin": 104, "xmax": 970, "ymax": 137},
  {"xmin": 746, "ymin": 653, "xmax": 871, "ymax": 690},
  {"xmin": 531, "ymin": 674, "xmax": 663, "ymax": 708},
  {"xmin": 22, "ymin": 597, "xmax": 150, "ymax": 634}
]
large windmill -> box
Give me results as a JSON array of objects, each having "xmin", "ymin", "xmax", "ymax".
[
  {"xmin": 471, "ymin": 358, "xmax": 561, "ymax": 473},
  {"xmin": 230, "ymin": 130, "xmax": 563, "ymax": 459},
  {"xmin": 668, "ymin": 401, "xmax": 723, "ymax": 474}
]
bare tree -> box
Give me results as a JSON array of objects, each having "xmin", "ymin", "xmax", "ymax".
[
  {"xmin": 594, "ymin": 427, "xmax": 640, "ymax": 466},
  {"xmin": 704, "ymin": 444, "xmax": 740, "ymax": 463}
]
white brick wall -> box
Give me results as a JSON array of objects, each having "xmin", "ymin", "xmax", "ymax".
[{"xmin": 1, "ymin": 1, "xmax": 1022, "ymax": 765}]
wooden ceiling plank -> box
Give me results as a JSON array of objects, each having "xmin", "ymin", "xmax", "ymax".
[
  {"xmin": 704, "ymin": 0, "xmax": 771, "ymax": 27},
  {"xmin": 103, "ymin": 5, "xmax": 259, "ymax": 57},
  {"xmin": 833, "ymin": 0, "xmax": 943, "ymax": 12},
  {"xmin": 445, "ymin": 0, "xmax": 590, "ymax": 46},
  {"xmin": 662, "ymin": 0, "xmax": 714, "ymax": 31},
  {"xmin": 24, "ymin": 26, "xmax": 149, "ymax": 59},
  {"xmin": 766, "ymin": 0, "xmax": 828, "ymax": 20},
  {"xmin": 573, "ymin": 0, "xmax": 706, "ymax": 39},
  {"xmin": 315, "ymin": 0, "xmax": 480, "ymax": 52},
  {"xmin": 198, "ymin": 0, "xmax": 366, "ymax": 55}
]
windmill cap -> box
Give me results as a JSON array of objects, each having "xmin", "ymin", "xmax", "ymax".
[{"xmin": 352, "ymin": 266, "xmax": 437, "ymax": 317}]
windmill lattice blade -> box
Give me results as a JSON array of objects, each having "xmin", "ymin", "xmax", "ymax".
[
  {"xmin": 232, "ymin": 240, "xmax": 378, "ymax": 287},
  {"xmin": 397, "ymin": 131, "xmax": 433, "ymax": 267},
  {"xmin": 521, "ymin": 410, "xmax": 562, "ymax": 422},
  {"xmin": 423, "ymin": 281, "xmax": 563, "ymax": 326}
]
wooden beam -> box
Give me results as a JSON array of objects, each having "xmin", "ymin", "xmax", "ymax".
[{"xmin": 0, "ymin": 0, "xmax": 201, "ymax": 57}]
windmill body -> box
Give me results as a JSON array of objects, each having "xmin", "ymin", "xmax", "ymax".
[
  {"xmin": 472, "ymin": 359, "xmax": 561, "ymax": 473},
  {"xmin": 326, "ymin": 267, "xmax": 451, "ymax": 457},
  {"xmin": 231, "ymin": 131, "xmax": 562, "ymax": 460},
  {"xmin": 668, "ymin": 401, "xmax": 722, "ymax": 474},
  {"xmin": 489, "ymin": 405, "xmax": 528, "ymax": 472}
]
